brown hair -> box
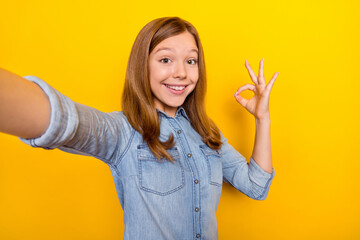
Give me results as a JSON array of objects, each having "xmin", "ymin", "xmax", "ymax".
[{"xmin": 122, "ymin": 17, "xmax": 222, "ymax": 161}]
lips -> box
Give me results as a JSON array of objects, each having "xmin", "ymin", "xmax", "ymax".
[
  {"xmin": 164, "ymin": 84, "xmax": 188, "ymax": 95},
  {"xmin": 165, "ymin": 84, "xmax": 186, "ymax": 90}
]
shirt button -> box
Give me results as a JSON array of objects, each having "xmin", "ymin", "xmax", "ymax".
[
  {"xmin": 177, "ymin": 130, "xmax": 182, "ymax": 134},
  {"xmin": 187, "ymin": 153, "xmax": 192, "ymax": 158},
  {"xmin": 195, "ymin": 207, "xmax": 199, "ymax": 212},
  {"xmin": 196, "ymin": 234, "xmax": 201, "ymax": 238},
  {"xmin": 194, "ymin": 179, "xmax": 199, "ymax": 184}
]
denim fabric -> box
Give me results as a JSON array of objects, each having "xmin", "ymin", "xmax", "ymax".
[{"xmin": 20, "ymin": 76, "xmax": 275, "ymax": 240}]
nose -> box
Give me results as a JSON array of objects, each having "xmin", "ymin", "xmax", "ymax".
[{"xmin": 173, "ymin": 61, "xmax": 187, "ymax": 80}]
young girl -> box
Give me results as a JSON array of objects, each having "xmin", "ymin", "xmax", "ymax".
[{"xmin": 0, "ymin": 17, "xmax": 278, "ymax": 239}]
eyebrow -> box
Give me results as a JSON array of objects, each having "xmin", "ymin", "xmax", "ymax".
[{"xmin": 154, "ymin": 47, "xmax": 198, "ymax": 54}]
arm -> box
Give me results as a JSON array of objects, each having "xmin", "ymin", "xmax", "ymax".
[
  {"xmin": 221, "ymin": 134, "xmax": 275, "ymax": 200},
  {"xmin": 220, "ymin": 59, "xmax": 277, "ymax": 200},
  {"xmin": 252, "ymin": 114, "xmax": 272, "ymax": 173},
  {"xmin": 17, "ymin": 75, "xmax": 131, "ymax": 164},
  {"xmin": 1, "ymin": 70, "xmax": 130, "ymax": 164},
  {"xmin": 0, "ymin": 68, "xmax": 50, "ymax": 138},
  {"xmin": 234, "ymin": 58, "xmax": 279, "ymax": 174}
]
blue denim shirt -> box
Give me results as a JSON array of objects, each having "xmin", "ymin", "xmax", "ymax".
[{"xmin": 20, "ymin": 76, "xmax": 275, "ymax": 240}]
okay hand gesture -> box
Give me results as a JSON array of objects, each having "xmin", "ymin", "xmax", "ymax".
[{"xmin": 234, "ymin": 58, "xmax": 279, "ymax": 120}]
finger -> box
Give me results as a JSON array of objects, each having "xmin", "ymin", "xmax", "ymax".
[
  {"xmin": 245, "ymin": 60, "xmax": 258, "ymax": 85},
  {"xmin": 258, "ymin": 58, "xmax": 265, "ymax": 85},
  {"xmin": 265, "ymin": 72, "xmax": 279, "ymax": 93},
  {"xmin": 234, "ymin": 83, "xmax": 256, "ymax": 96},
  {"xmin": 234, "ymin": 84, "xmax": 256, "ymax": 107},
  {"xmin": 235, "ymin": 94, "xmax": 249, "ymax": 107}
]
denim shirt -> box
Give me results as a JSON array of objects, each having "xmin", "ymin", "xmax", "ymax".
[{"xmin": 20, "ymin": 76, "xmax": 275, "ymax": 240}]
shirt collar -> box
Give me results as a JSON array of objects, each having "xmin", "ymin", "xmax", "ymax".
[
  {"xmin": 156, "ymin": 106, "xmax": 190, "ymax": 121},
  {"xmin": 176, "ymin": 106, "xmax": 190, "ymax": 121}
]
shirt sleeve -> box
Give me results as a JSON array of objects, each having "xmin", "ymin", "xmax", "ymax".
[
  {"xmin": 220, "ymin": 133, "xmax": 275, "ymax": 200},
  {"xmin": 19, "ymin": 76, "xmax": 132, "ymax": 165}
]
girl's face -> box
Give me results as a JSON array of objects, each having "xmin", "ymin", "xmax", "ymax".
[{"xmin": 149, "ymin": 31, "xmax": 199, "ymax": 117}]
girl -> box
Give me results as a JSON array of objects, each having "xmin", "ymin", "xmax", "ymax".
[{"xmin": 0, "ymin": 17, "xmax": 278, "ymax": 239}]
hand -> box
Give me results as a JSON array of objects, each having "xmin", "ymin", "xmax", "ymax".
[{"xmin": 234, "ymin": 58, "xmax": 279, "ymax": 120}]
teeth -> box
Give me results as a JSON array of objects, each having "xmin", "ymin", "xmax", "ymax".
[{"xmin": 166, "ymin": 85, "xmax": 185, "ymax": 91}]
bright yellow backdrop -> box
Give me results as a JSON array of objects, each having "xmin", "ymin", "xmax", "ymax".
[{"xmin": 1, "ymin": 0, "xmax": 359, "ymax": 239}]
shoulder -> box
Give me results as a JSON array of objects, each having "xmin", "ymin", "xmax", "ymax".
[{"xmin": 107, "ymin": 111, "xmax": 135, "ymax": 138}]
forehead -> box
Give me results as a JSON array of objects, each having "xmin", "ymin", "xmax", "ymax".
[{"xmin": 152, "ymin": 31, "xmax": 198, "ymax": 53}]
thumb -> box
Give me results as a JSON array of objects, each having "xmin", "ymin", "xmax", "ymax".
[{"xmin": 234, "ymin": 84, "xmax": 255, "ymax": 107}]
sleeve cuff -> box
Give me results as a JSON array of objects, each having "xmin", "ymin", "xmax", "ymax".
[
  {"xmin": 249, "ymin": 156, "xmax": 275, "ymax": 188},
  {"xmin": 19, "ymin": 76, "xmax": 79, "ymax": 149}
]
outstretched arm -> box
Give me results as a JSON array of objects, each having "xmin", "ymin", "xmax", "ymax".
[
  {"xmin": 234, "ymin": 58, "xmax": 279, "ymax": 174},
  {"xmin": 0, "ymin": 68, "xmax": 50, "ymax": 138},
  {"xmin": 1, "ymin": 71, "xmax": 130, "ymax": 164}
]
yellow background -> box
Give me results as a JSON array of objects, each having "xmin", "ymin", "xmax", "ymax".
[{"xmin": 1, "ymin": 0, "xmax": 359, "ymax": 239}]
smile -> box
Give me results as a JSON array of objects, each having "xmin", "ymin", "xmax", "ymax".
[{"xmin": 164, "ymin": 84, "xmax": 187, "ymax": 91}]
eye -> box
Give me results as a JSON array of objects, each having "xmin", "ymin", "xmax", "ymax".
[
  {"xmin": 187, "ymin": 59, "xmax": 198, "ymax": 65},
  {"xmin": 160, "ymin": 58, "xmax": 171, "ymax": 63}
]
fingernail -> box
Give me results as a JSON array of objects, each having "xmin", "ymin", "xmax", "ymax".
[{"xmin": 245, "ymin": 60, "xmax": 248, "ymax": 64}]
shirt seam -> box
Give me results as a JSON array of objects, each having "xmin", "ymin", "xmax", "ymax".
[
  {"xmin": 60, "ymin": 145, "xmax": 113, "ymax": 165},
  {"xmin": 257, "ymin": 175, "xmax": 274, "ymax": 199},
  {"xmin": 222, "ymin": 160, "xmax": 244, "ymax": 169},
  {"xmin": 112, "ymin": 128, "xmax": 136, "ymax": 175}
]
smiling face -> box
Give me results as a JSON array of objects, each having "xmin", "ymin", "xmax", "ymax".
[{"xmin": 149, "ymin": 31, "xmax": 199, "ymax": 117}]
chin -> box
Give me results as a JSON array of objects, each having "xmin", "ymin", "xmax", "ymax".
[{"xmin": 168, "ymin": 99, "xmax": 187, "ymax": 108}]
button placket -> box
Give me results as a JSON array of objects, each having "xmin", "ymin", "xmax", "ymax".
[{"xmin": 167, "ymin": 117, "xmax": 201, "ymax": 238}]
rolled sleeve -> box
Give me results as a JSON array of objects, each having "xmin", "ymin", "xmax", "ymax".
[
  {"xmin": 249, "ymin": 156, "xmax": 275, "ymax": 189},
  {"xmin": 19, "ymin": 76, "xmax": 79, "ymax": 149},
  {"xmin": 221, "ymin": 132, "xmax": 275, "ymax": 200}
]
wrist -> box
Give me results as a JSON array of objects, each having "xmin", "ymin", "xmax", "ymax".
[{"xmin": 255, "ymin": 112, "xmax": 271, "ymax": 123}]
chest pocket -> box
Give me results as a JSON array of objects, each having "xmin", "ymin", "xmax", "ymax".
[
  {"xmin": 200, "ymin": 145, "xmax": 223, "ymax": 186},
  {"xmin": 137, "ymin": 145, "xmax": 185, "ymax": 196}
]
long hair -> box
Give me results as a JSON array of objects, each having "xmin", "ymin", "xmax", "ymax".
[{"xmin": 122, "ymin": 17, "xmax": 222, "ymax": 161}]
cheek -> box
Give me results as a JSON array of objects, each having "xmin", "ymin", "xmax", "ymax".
[
  {"xmin": 150, "ymin": 63, "xmax": 171, "ymax": 82},
  {"xmin": 190, "ymin": 68, "xmax": 199, "ymax": 83}
]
